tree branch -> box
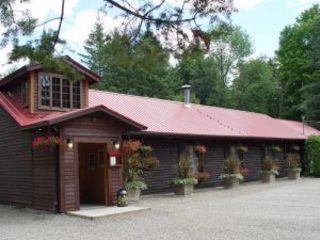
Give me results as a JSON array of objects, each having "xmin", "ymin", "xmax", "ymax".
[
  {"xmin": 36, "ymin": 17, "xmax": 61, "ymax": 27},
  {"xmin": 104, "ymin": 0, "xmax": 196, "ymax": 24},
  {"xmin": 52, "ymin": 0, "xmax": 65, "ymax": 51}
]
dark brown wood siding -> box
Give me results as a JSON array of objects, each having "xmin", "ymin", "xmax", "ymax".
[
  {"xmin": 201, "ymin": 141, "xmax": 225, "ymax": 187},
  {"xmin": 0, "ymin": 107, "xmax": 33, "ymax": 207},
  {"xmin": 142, "ymin": 138, "xmax": 179, "ymax": 193},
  {"xmin": 242, "ymin": 143, "xmax": 262, "ymax": 181},
  {"xmin": 32, "ymin": 146, "xmax": 58, "ymax": 211},
  {"xmin": 0, "ymin": 108, "xmax": 57, "ymax": 211}
]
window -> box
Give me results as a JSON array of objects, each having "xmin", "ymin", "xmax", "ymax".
[
  {"xmin": 88, "ymin": 153, "xmax": 96, "ymax": 170},
  {"xmin": 39, "ymin": 73, "xmax": 82, "ymax": 110},
  {"xmin": 21, "ymin": 80, "xmax": 28, "ymax": 106}
]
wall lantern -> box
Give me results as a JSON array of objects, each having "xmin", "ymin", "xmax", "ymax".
[
  {"xmin": 66, "ymin": 139, "xmax": 74, "ymax": 149},
  {"xmin": 113, "ymin": 140, "xmax": 121, "ymax": 150}
]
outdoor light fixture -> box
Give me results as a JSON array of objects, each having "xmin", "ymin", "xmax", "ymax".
[
  {"xmin": 66, "ymin": 139, "xmax": 74, "ymax": 149},
  {"xmin": 113, "ymin": 141, "xmax": 121, "ymax": 150}
]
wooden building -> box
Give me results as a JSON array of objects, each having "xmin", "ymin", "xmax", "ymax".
[{"xmin": 0, "ymin": 57, "xmax": 319, "ymax": 212}]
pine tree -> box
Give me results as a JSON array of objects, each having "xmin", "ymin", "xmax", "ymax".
[{"xmin": 80, "ymin": 22, "xmax": 107, "ymax": 77}]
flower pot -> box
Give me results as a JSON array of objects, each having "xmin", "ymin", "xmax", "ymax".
[
  {"xmin": 174, "ymin": 185, "xmax": 194, "ymax": 195},
  {"xmin": 261, "ymin": 173, "xmax": 275, "ymax": 183},
  {"xmin": 127, "ymin": 189, "xmax": 141, "ymax": 202},
  {"xmin": 287, "ymin": 169, "xmax": 301, "ymax": 180},
  {"xmin": 223, "ymin": 178, "xmax": 240, "ymax": 189}
]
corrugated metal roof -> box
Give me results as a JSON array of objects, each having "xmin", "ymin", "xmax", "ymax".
[{"xmin": 0, "ymin": 89, "xmax": 319, "ymax": 140}]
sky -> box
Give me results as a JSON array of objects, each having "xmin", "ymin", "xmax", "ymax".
[{"xmin": 1, "ymin": 0, "xmax": 320, "ymax": 75}]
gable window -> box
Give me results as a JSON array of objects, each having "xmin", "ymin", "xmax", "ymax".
[{"xmin": 39, "ymin": 72, "xmax": 82, "ymax": 110}]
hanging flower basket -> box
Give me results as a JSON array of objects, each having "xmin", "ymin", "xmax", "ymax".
[
  {"xmin": 271, "ymin": 145, "xmax": 282, "ymax": 152},
  {"xmin": 236, "ymin": 144, "xmax": 248, "ymax": 153},
  {"xmin": 194, "ymin": 145, "xmax": 207, "ymax": 154},
  {"xmin": 32, "ymin": 135, "xmax": 61, "ymax": 150}
]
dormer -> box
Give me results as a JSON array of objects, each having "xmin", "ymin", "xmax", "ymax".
[{"xmin": 0, "ymin": 56, "xmax": 100, "ymax": 113}]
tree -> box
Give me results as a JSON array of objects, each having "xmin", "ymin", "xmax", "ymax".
[
  {"xmin": 210, "ymin": 25, "xmax": 253, "ymax": 86},
  {"xmin": 84, "ymin": 30, "xmax": 176, "ymax": 99},
  {"xmin": 1, "ymin": 0, "xmax": 236, "ymax": 69},
  {"xmin": 302, "ymin": 19, "xmax": 320, "ymax": 127},
  {"xmin": 232, "ymin": 58, "xmax": 279, "ymax": 116},
  {"xmin": 80, "ymin": 21, "xmax": 107, "ymax": 77},
  {"xmin": 277, "ymin": 4, "xmax": 320, "ymax": 120}
]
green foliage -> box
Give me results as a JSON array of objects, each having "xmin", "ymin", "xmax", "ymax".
[
  {"xmin": 261, "ymin": 156, "xmax": 279, "ymax": 176},
  {"xmin": 305, "ymin": 135, "xmax": 320, "ymax": 177},
  {"xmin": 219, "ymin": 154, "xmax": 244, "ymax": 180},
  {"xmin": 124, "ymin": 180, "xmax": 147, "ymax": 191},
  {"xmin": 171, "ymin": 158, "xmax": 197, "ymax": 186},
  {"xmin": 277, "ymin": 4, "xmax": 320, "ymax": 120},
  {"xmin": 82, "ymin": 29, "xmax": 177, "ymax": 99},
  {"xmin": 286, "ymin": 153, "xmax": 301, "ymax": 170},
  {"xmin": 232, "ymin": 58, "xmax": 281, "ymax": 116},
  {"xmin": 171, "ymin": 178, "xmax": 197, "ymax": 186},
  {"xmin": 122, "ymin": 140, "xmax": 159, "ymax": 190}
]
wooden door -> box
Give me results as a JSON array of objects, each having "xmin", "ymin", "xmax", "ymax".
[{"xmin": 78, "ymin": 143, "xmax": 107, "ymax": 205}]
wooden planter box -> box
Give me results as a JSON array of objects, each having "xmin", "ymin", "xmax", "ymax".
[
  {"xmin": 127, "ymin": 189, "xmax": 141, "ymax": 202},
  {"xmin": 287, "ymin": 169, "xmax": 301, "ymax": 180},
  {"xmin": 223, "ymin": 178, "xmax": 240, "ymax": 189},
  {"xmin": 261, "ymin": 173, "xmax": 275, "ymax": 183},
  {"xmin": 174, "ymin": 185, "xmax": 194, "ymax": 195}
]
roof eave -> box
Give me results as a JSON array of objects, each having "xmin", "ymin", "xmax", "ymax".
[
  {"xmin": 126, "ymin": 131, "xmax": 309, "ymax": 141},
  {"xmin": 22, "ymin": 106, "xmax": 147, "ymax": 131}
]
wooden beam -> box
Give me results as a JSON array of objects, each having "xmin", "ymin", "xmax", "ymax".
[
  {"xmin": 28, "ymin": 71, "xmax": 36, "ymax": 113},
  {"xmin": 83, "ymin": 80, "xmax": 89, "ymax": 108}
]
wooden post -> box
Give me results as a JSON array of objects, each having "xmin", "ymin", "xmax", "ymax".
[
  {"xmin": 83, "ymin": 80, "xmax": 89, "ymax": 108},
  {"xmin": 28, "ymin": 71, "xmax": 35, "ymax": 113}
]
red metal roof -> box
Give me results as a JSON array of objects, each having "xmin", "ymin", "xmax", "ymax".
[
  {"xmin": 0, "ymin": 89, "xmax": 319, "ymax": 140},
  {"xmin": 88, "ymin": 90, "xmax": 320, "ymax": 140}
]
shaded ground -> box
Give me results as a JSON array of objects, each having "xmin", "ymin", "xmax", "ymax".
[{"xmin": 1, "ymin": 178, "xmax": 320, "ymax": 240}]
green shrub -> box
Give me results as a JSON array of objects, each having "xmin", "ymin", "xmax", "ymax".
[{"xmin": 305, "ymin": 135, "xmax": 320, "ymax": 177}]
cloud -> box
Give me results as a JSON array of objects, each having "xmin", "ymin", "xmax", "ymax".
[
  {"xmin": 234, "ymin": 0, "xmax": 264, "ymax": 9},
  {"xmin": 61, "ymin": 10, "xmax": 122, "ymax": 51},
  {"xmin": 17, "ymin": 0, "xmax": 79, "ymax": 21},
  {"xmin": 287, "ymin": 0, "xmax": 320, "ymax": 8}
]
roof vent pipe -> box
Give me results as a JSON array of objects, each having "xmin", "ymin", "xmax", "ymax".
[{"xmin": 181, "ymin": 84, "xmax": 191, "ymax": 107}]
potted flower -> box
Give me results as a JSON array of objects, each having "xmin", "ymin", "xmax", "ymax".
[
  {"xmin": 122, "ymin": 140, "xmax": 159, "ymax": 201},
  {"xmin": 260, "ymin": 156, "xmax": 279, "ymax": 183},
  {"xmin": 219, "ymin": 155, "xmax": 243, "ymax": 189},
  {"xmin": 171, "ymin": 158, "xmax": 198, "ymax": 195},
  {"xmin": 194, "ymin": 171, "xmax": 211, "ymax": 185},
  {"xmin": 286, "ymin": 153, "xmax": 302, "ymax": 180}
]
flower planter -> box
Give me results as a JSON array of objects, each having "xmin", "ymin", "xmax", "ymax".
[
  {"xmin": 287, "ymin": 169, "xmax": 301, "ymax": 180},
  {"xmin": 261, "ymin": 173, "xmax": 275, "ymax": 183},
  {"xmin": 223, "ymin": 178, "xmax": 240, "ymax": 189},
  {"xmin": 127, "ymin": 189, "xmax": 141, "ymax": 202},
  {"xmin": 174, "ymin": 184, "xmax": 194, "ymax": 195}
]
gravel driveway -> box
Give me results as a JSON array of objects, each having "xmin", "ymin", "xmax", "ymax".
[{"xmin": 1, "ymin": 178, "xmax": 320, "ymax": 240}]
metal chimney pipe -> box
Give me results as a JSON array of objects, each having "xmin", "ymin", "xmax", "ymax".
[{"xmin": 181, "ymin": 84, "xmax": 191, "ymax": 107}]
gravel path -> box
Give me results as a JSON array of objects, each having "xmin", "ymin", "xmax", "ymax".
[{"xmin": 1, "ymin": 178, "xmax": 320, "ymax": 240}]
